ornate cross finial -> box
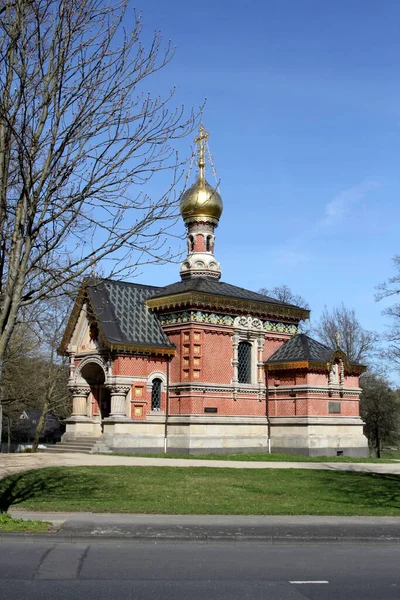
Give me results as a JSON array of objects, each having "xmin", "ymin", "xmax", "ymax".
[
  {"xmin": 194, "ymin": 124, "xmax": 209, "ymax": 181},
  {"xmin": 90, "ymin": 254, "xmax": 97, "ymax": 277},
  {"xmin": 335, "ymin": 330, "xmax": 341, "ymax": 349}
]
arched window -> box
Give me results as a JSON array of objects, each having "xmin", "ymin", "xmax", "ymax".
[
  {"xmin": 238, "ymin": 341, "xmax": 252, "ymax": 384},
  {"xmin": 206, "ymin": 235, "xmax": 212, "ymax": 252},
  {"xmin": 151, "ymin": 378, "xmax": 162, "ymax": 411},
  {"xmin": 189, "ymin": 235, "xmax": 195, "ymax": 252}
]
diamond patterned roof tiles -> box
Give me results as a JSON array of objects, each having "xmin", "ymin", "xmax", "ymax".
[
  {"xmin": 266, "ymin": 334, "xmax": 335, "ymax": 364},
  {"xmin": 151, "ymin": 277, "xmax": 303, "ymax": 308},
  {"xmin": 88, "ymin": 279, "xmax": 173, "ymax": 349}
]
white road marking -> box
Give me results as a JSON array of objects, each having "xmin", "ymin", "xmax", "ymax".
[{"xmin": 289, "ymin": 581, "xmax": 329, "ymax": 584}]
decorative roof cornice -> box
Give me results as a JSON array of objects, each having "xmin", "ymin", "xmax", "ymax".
[
  {"xmin": 146, "ymin": 292, "xmax": 308, "ymax": 321},
  {"xmin": 107, "ymin": 343, "xmax": 175, "ymax": 357},
  {"xmin": 265, "ymin": 360, "xmax": 366, "ymax": 374}
]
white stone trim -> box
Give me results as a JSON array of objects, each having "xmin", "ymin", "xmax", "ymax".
[
  {"xmin": 269, "ymin": 385, "xmax": 361, "ymax": 397},
  {"xmin": 171, "ymin": 383, "xmax": 265, "ymax": 395},
  {"xmin": 146, "ymin": 371, "xmax": 167, "ymax": 391},
  {"xmin": 231, "ymin": 316, "xmax": 266, "ymax": 395},
  {"xmin": 269, "ymin": 416, "xmax": 366, "ymax": 426},
  {"xmin": 74, "ymin": 354, "xmax": 108, "ymax": 385}
]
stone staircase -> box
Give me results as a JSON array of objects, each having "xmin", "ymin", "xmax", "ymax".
[{"xmin": 42, "ymin": 437, "xmax": 99, "ymax": 454}]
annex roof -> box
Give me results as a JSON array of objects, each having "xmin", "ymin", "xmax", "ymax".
[
  {"xmin": 59, "ymin": 278, "xmax": 174, "ymax": 355},
  {"xmin": 265, "ymin": 333, "xmax": 365, "ymax": 372}
]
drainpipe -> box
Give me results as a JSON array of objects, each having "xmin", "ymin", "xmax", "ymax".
[
  {"xmin": 164, "ymin": 359, "xmax": 170, "ymax": 454},
  {"xmin": 265, "ymin": 369, "xmax": 271, "ymax": 454}
]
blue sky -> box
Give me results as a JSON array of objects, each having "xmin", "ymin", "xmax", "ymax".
[{"xmin": 119, "ymin": 0, "xmax": 400, "ymax": 352}]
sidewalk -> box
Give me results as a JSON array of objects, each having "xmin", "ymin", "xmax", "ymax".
[
  {"xmin": 6, "ymin": 510, "xmax": 400, "ymax": 543},
  {"xmin": 1, "ymin": 451, "xmax": 400, "ymax": 480}
]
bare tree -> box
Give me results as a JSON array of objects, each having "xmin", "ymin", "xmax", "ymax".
[
  {"xmin": 30, "ymin": 298, "xmax": 70, "ymax": 452},
  {"xmin": 360, "ymin": 373, "xmax": 400, "ymax": 458},
  {"xmin": 376, "ymin": 255, "xmax": 400, "ymax": 369},
  {"xmin": 313, "ymin": 303, "xmax": 378, "ymax": 364},
  {"xmin": 1, "ymin": 300, "xmax": 70, "ymax": 451},
  {"xmin": 258, "ymin": 285, "xmax": 310, "ymax": 332},
  {"xmin": 258, "ymin": 285, "xmax": 309, "ymax": 309},
  {"xmin": 0, "ymin": 0, "xmax": 198, "ymax": 434}
]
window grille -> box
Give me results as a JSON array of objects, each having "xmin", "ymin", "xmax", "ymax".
[
  {"xmin": 238, "ymin": 341, "xmax": 252, "ymax": 384},
  {"xmin": 151, "ymin": 378, "xmax": 162, "ymax": 411}
]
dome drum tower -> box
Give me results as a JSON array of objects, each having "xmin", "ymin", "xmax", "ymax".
[{"xmin": 179, "ymin": 126, "xmax": 223, "ymax": 280}]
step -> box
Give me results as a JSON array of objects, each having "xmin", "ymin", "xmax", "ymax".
[
  {"xmin": 46, "ymin": 442, "xmax": 96, "ymax": 449},
  {"xmin": 43, "ymin": 447, "xmax": 93, "ymax": 454},
  {"xmin": 47, "ymin": 444, "xmax": 93, "ymax": 451},
  {"xmin": 54, "ymin": 441, "xmax": 95, "ymax": 446},
  {"xmin": 63, "ymin": 438, "xmax": 99, "ymax": 443}
]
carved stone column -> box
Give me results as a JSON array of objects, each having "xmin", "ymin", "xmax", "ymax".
[
  {"xmin": 109, "ymin": 385, "xmax": 131, "ymax": 418},
  {"xmin": 232, "ymin": 333, "xmax": 239, "ymax": 384},
  {"xmin": 71, "ymin": 386, "xmax": 90, "ymax": 419}
]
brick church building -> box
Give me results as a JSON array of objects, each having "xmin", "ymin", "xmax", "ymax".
[{"xmin": 59, "ymin": 127, "xmax": 368, "ymax": 457}]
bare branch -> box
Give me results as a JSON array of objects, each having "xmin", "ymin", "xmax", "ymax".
[{"xmin": 0, "ymin": 0, "xmax": 199, "ymax": 384}]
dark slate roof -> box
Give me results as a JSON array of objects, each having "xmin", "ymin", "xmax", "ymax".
[
  {"xmin": 151, "ymin": 277, "xmax": 303, "ymax": 309},
  {"xmin": 266, "ymin": 334, "xmax": 336, "ymax": 364},
  {"xmin": 88, "ymin": 279, "xmax": 173, "ymax": 349}
]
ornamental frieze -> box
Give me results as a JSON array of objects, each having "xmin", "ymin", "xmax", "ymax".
[{"xmin": 159, "ymin": 310, "xmax": 298, "ymax": 334}]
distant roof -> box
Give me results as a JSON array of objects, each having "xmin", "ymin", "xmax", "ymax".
[
  {"xmin": 87, "ymin": 279, "xmax": 174, "ymax": 351},
  {"xmin": 265, "ymin": 333, "xmax": 365, "ymax": 371},
  {"xmin": 21, "ymin": 410, "xmax": 59, "ymax": 422}
]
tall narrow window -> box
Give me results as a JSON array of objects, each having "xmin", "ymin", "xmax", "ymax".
[
  {"xmin": 151, "ymin": 378, "xmax": 162, "ymax": 411},
  {"xmin": 238, "ymin": 341, "xmax": 252, "ymax": 383},
  {"xmin": 206, "ymin": 235, "xmax": 212, "ymax": 251}
]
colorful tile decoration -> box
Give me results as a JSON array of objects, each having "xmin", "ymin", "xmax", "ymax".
[{"xmin": 158, "ymin": 311, "xmax": 298, "ymax": 334}]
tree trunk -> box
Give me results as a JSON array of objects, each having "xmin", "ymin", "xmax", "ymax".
[
  {"xmin": 375, "ymin": 424, "xmax": 381, "ymax": 459},
  {"xmin": 7, "ymin": 416, "xmax": 11, "ymax": 453},
  {"xmin": 31, "ymin": 404, "xmax": 47, "ymax": 453},
  {"xmin": 32, "ymin": 378, "xmax": 56, "ymax": 453}
]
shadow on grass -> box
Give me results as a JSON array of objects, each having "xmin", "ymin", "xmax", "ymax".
[
  {"xmin": 323, "ymin": 471, "xmax": 400, "ymax": 513},
  {"xmin": 0, "ymin": 467, "xmax": 101, "ymax": 513}
]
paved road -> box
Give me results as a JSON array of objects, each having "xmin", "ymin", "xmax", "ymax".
[
  {"xmin": 1, "ymin": 452, "xmax": 400, "ymax": 479},
  {"xmin": 0, "ymin": 539, "xmax": 399, "ymax": 599}
]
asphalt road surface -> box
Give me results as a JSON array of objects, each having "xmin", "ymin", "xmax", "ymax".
[{"xmin": 1, "ymin": 540, "xmax": 400, "ymax": 599}]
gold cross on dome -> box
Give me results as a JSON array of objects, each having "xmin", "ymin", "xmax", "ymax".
[{"xmin": 194, "ymin": 125, "xmax": 209, "ymax": 180}]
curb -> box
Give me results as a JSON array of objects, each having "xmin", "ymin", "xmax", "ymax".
[{"xmin": 2, "ymin": 531, "xmax": 400, "ymax": 544}]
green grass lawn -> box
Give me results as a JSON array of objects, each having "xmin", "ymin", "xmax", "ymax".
[
  {"xmin": 381, "ymin": 449, "xmax": 400, "ymax": 460},
  {"xmin": 1, "ymin": 466, "xmax": 399, "ymax": 516},
  {"xmin": 0, "ymin": 513, "xmax": 50, "ymax": 533},
  {"xmin": 111, "ymin": 451, "xmax": 392, "ymax": 463}
]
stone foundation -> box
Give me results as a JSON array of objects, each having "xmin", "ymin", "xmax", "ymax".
[
  {"xmin": 63, "ymin": 414, "xmax": 369, "ymax": 457},
  {"xmin": 269, "ymin": 416, "xmax": 369, "ymax": 458},
  {"xmin": 63, "ymin": 418, "xmax": 102, "ymax": 439}
]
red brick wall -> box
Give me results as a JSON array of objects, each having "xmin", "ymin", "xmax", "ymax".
[{"xmin": 169, "ymin": 392, "xmax": 265, "ymax": 416}]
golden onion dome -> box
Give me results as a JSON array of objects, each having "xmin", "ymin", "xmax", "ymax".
[{"xmin": 180, "ymin": 177, "xmax": 223, "ymax": 221}]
